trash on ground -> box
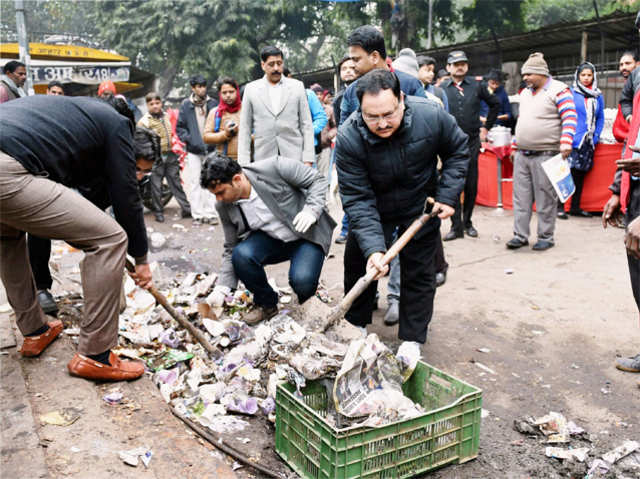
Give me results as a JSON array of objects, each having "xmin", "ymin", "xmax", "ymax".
[
  {"xmin": 118, "ymin": 446, "xmax": 152, "ymax": 467},
  {"xmin": 103, "ymin": 391, "xmax": 124, "ymax": 405},
  {"xmin": 545, "ymin": 446, "xmax": 590, "ymax": 462},
  {"xmin": 532, "ymin": 411, "xmax": 569, "ymax": 443},
  {"xmin": 602, "ymin": 440, "xmax": 640, "ymax": 464},
  {"xmin": 477, "ymin": 347, "xmax": 491, "ymax": 353},
  {"xmin": 150, "ymin": 232, "xmax": 166, "ymax": 249},
  {"xmin": 40, "ymin": 408, "xmax": 82, "ymax": 427},
  {"xmin": 471, "ymin": 360, "xmax": 496, "ymax": 375}
]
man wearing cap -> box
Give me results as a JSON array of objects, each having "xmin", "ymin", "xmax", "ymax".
[
  {"xmin": 506, "ymin": 53, "xmax": 576, "ymax": 252},
  {"xmin": 176, "ymin": 74, "xmax": 219, "ymax": 225},
  {"xmin": 98, "ymin": 80, "xmax": 117, "ymax": 99},
  {"xmin": 441, "ymin": 50, "xmax": 500, "ymax": 241}
]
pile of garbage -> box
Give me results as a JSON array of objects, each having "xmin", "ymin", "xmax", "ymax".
[
  {"xmin": 514, "ymin": 411, "xmax": 640, "ymax": 478},
  {"xmin": 105, "ymin": 266, "xmax": 421, "ymax": 435}
]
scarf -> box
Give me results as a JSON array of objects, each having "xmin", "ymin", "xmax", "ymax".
[
  {"xmin": 189, "ymin": 92, "xmax": 210, "ymax": 117},
  {"xmin": 0, "ymin": 74, "xmax": 25, "ymax": 98},
  {"xmin": 573, "ymin": 62, "xmax": 601, "ymax": 140},
  {"xmin": 215, "ymin": 86, "xmax": 242, "ymax": 120}
]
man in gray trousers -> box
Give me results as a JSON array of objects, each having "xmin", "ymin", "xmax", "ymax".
[{"xmin": 506, "ymin": 53, "xmax": 577, "ymax": 251}]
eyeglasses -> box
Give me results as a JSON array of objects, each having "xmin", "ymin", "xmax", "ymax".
[{"xmin": 361, "ymin": 101, "xmax": 402, "ymax": 124}]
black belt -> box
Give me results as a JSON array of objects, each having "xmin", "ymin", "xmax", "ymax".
[{"xmin": 519, "ymin": 149, "xmax": 559, "ymax": 157}]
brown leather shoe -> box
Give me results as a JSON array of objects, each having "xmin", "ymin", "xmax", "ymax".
[
  {"xmin": 67, "ymin": 352, "xmax": 145, "ymax": 381},
  {"xmin": 243, "ymin": 306, "xmax": 278, "ymax": 325},
  {"xmin": 19, "ymin": 320, "xmax": 63, "ymax": 357}
]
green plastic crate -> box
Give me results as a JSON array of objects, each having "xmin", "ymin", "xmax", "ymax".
[{"xmin": 275, "ymin": 361, "xmax": 482, "ymax": 479}]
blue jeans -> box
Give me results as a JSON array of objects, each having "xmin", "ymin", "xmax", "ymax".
[{"xmin": 231, "ymin": 231, "xmax": 325, "ymax": 308}]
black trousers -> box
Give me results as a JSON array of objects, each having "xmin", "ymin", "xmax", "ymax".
[
  {"xmin": 569, "ymin": 169, "xmax": 587, "ymax": 213},
  {"xmin": 151, "ymin": 152, "xmax": 191, "ymax": 214},
  {"xmin": 435, "ymin": 233, "xmax": 448, "ymax": 273},
  {"xmin": 27, "ymin": 234, "xmax": 52, "ymax": 290},
  {"xmin": 627, "ymin": 180, "xmax": 640, "ymax": 311},
  {"xmin": 344, "ymin": 221, "xmax": 438, "ymax": 343},
  {"xmin": 451, "ymin": 134, "xmax": 480, "ymax": 232}
]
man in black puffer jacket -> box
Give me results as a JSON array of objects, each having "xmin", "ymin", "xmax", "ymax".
[{"xmin": 335, "ymin": 69, "xmax": 469, "ymax": 351}]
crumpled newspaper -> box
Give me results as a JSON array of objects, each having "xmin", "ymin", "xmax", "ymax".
[{"xmin": 333, "ymin": 334, "xmax": 423, "ymax": 425}]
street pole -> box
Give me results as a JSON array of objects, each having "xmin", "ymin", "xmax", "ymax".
[
  {"xmin": 427, "ymin": 0, "xmax": 433, "ymax": 49},
  {"xmin": 14, "ymin": 0, "xmax": 33, "ymax": 95}
]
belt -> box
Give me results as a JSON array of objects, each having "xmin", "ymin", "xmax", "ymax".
[{"xmin": 519, "ymin": 149, "xmax": 559, "ymax": 157}]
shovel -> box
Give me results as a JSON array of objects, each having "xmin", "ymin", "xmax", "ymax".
[
  {"xmin": 321, "ymin": 197, "xmax": 442, "ymax": 332},
  {"xmin": 124, "ymin": 259, "xmax": 223, "ymax": 358}
]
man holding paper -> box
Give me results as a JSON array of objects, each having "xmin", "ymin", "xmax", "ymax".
[{"xmin": 506, "ymin": 53, "xmax": 577, "ymax": 251}]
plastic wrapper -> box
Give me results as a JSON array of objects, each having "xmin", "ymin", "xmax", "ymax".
[
  {"xmin": 532, "ymin": 412, "xmax": 569, "ymax": 443},
  {"xmin": 147, "ymin": 349, "xmax": 194, "ymax": 372}
]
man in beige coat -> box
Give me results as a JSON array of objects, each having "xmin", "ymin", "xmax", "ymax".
[{"xmin": 238, "ymin": 46, "xmax": 314, "ymax": 166}]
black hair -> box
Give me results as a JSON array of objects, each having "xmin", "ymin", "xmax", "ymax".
[
  {"xmin": 47, "ymin": 80, "xmax": 63, "ymax": 90},
  {"xmin": 485, "ymin": 69, "xmax": 503, "ymax": 82},
  {"xmin": 283, "ymin": 67, "xmax": 291, "ymax": 77},
  {"xmin": 621, "ymin": 50, "xmax": 639, "ymax": 62},
  {"xmin": 355, "ymin": 69, "xmax": 400, "ymax": 104},
  {"xmin": 189, "ymin": 74, "xmax": 207, "ymax": 87},
  {"xmin": 3, "ymin": 60, "xmax": 25, "ymax": 74},
  {"xmin": 100, "ymin": 95, "xmax": 136, "ymax": 138},
  {"xmin": 134, "ymin": 127, "xmax": 161, "ymax": 163},
  {"xmin": 417, "ymin": 56, "xmax": 436, "ymax": 68},
  {"xmin": 200, "ymin": 152, "xmax": 242, "ymax": 189},
  {"xmin": 260, "ymin": 45, "xmax": 283, "ymax": 62},
  {"xmin": 347, "ymin": 25, "xmax": 386, "ymax": 60},
  {"xmin": 219, "ymin": 76, "xmax": 238, "ymax": 90},
  {"xmin": 436, "ymin": 69, "xmax": 449, "ymax": 79},
  {"xmin": 145, "ymin": 91, "xmax": 162, "ymax": 103}
]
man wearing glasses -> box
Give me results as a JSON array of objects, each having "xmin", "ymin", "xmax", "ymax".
[{"xmin": 335, "ymin": 69, "xmax": 469, "ymax": 355}]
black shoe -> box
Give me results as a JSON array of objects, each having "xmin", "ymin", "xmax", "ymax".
[
  {"xmin": 532, "ymin": 239, "xmax": 554, "ymax": 251},
  {"xmin": 435, "ymin": 271, "xmax": 447, "ymax": 287},
  {"xmin": 334, "ymin": 234, "xmax": 347, "ymax": 244},
  {"xmin": 384, "ymin": 300, "xmax": 399, "ymax": 325},
  {"xmin": 464, "ymin": 226, "xmax": 478, "ymax": 238},
  {"xmin": 557, "ymin": 211, "xmax": 569, "ymax": 220},
  {"xmin": 181, "ymin": 210, "xmax": 192, "ymax": 219},
  {"xmin": 37, "ymin": 289, "xmax": 58, "ymax": 316},
  {"xmin": 443, "ymin": 229, "xmax": 463, "ymax": 241},
  {"xmin": 155, "ymin": 213, "xmax": 165, "ymax": 223},
  {"xmin": 569, "ymin": 209, "xmax": 591, "ymax": 218},
  {"xmin": 506, "ymin": 237, "xmax": 528, "ymax": 249}
]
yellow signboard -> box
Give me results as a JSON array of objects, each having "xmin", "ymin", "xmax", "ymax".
[{"xmin": 0, "ymin": 43, "xmax": 128, "ymax": 62}]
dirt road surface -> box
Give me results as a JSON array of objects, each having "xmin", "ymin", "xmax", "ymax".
[{"xmin": 2, "ymin": 202, "xmax": 639, "ymax": 479}]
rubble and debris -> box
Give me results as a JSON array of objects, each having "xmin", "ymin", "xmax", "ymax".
[{"xmin": 40, "ymin": 408, "xmax": 82, "ymax": 427}]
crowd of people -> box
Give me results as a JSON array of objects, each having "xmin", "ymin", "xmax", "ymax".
[{"xmin": 1, "ymin": 16, "xmax": 640, "ymax": 388}]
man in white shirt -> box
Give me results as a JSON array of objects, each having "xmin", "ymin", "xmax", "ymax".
[
  {"xmin": 238, "ymin": 46, "xmax": 315, "ymax": 165},
  {"xmin": 203, "ymin": 153, "xmax": 336, "ymax": 324}
]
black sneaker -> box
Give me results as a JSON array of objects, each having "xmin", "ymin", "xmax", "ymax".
[
  {"xmin": 155, "ymin": 213, "xmax": 165, "ymax": 223},
  {"xmin": 506, "ymin": 237, "xmax": 528, "ymax": 249},
  {"xmin": 532, "ymin": 239, "xmax": 554, "ymax": 251}
]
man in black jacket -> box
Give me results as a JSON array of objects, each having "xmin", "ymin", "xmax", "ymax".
[
  {"xmin": 441, "ymin": 50, "xmax": 500, "ymax": 240},
  {"xmin": 0, "ymin": 95, "xmax": 154, "ymax": 382},
  {"xmin": 335, "ymin": 69, "xmax": 469, "ymax": 351},
  {"xmin": 176, "ymin": 74, "xmax": 219, "ymax": 225}
]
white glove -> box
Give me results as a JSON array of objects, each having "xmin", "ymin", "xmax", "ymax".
[{"xmin": 292, "ymin": 210, "xmax": 316, "ymax": 233}]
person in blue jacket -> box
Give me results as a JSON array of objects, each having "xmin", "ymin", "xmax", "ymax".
[
  {"xmin": 479, "ymin": 69, "xmax": 512, "ymax": 128},
  {"xmin": 558, "ymin": 62, "xmax": 604, "ymax": 219}
]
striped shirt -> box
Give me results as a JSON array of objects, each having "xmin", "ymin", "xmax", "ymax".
[{"xmin": 514, "ymin": 77, "xmax": 577, "ymax": 151}]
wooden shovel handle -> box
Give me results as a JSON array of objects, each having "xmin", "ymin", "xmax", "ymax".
[
  {"xmin": 323, "ymin": 204, "xmax": 440, "ymax": 332},
  {"xmin": 124, "ymin": 259, "xmax": 222, "ymax": 358}
]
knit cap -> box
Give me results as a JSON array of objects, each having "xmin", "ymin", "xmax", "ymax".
[
  {"xmin": 521, "ymin": 52, "xmax": 549, "ymax": 76},
  {"xmin": 392, "ymin": 50, "xmax": 419, "ymax": 78}
]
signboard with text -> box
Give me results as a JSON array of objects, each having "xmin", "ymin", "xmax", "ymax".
[{"xmin": 28, "ymin": 64, "xmax": 130, "ymax": 85}]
